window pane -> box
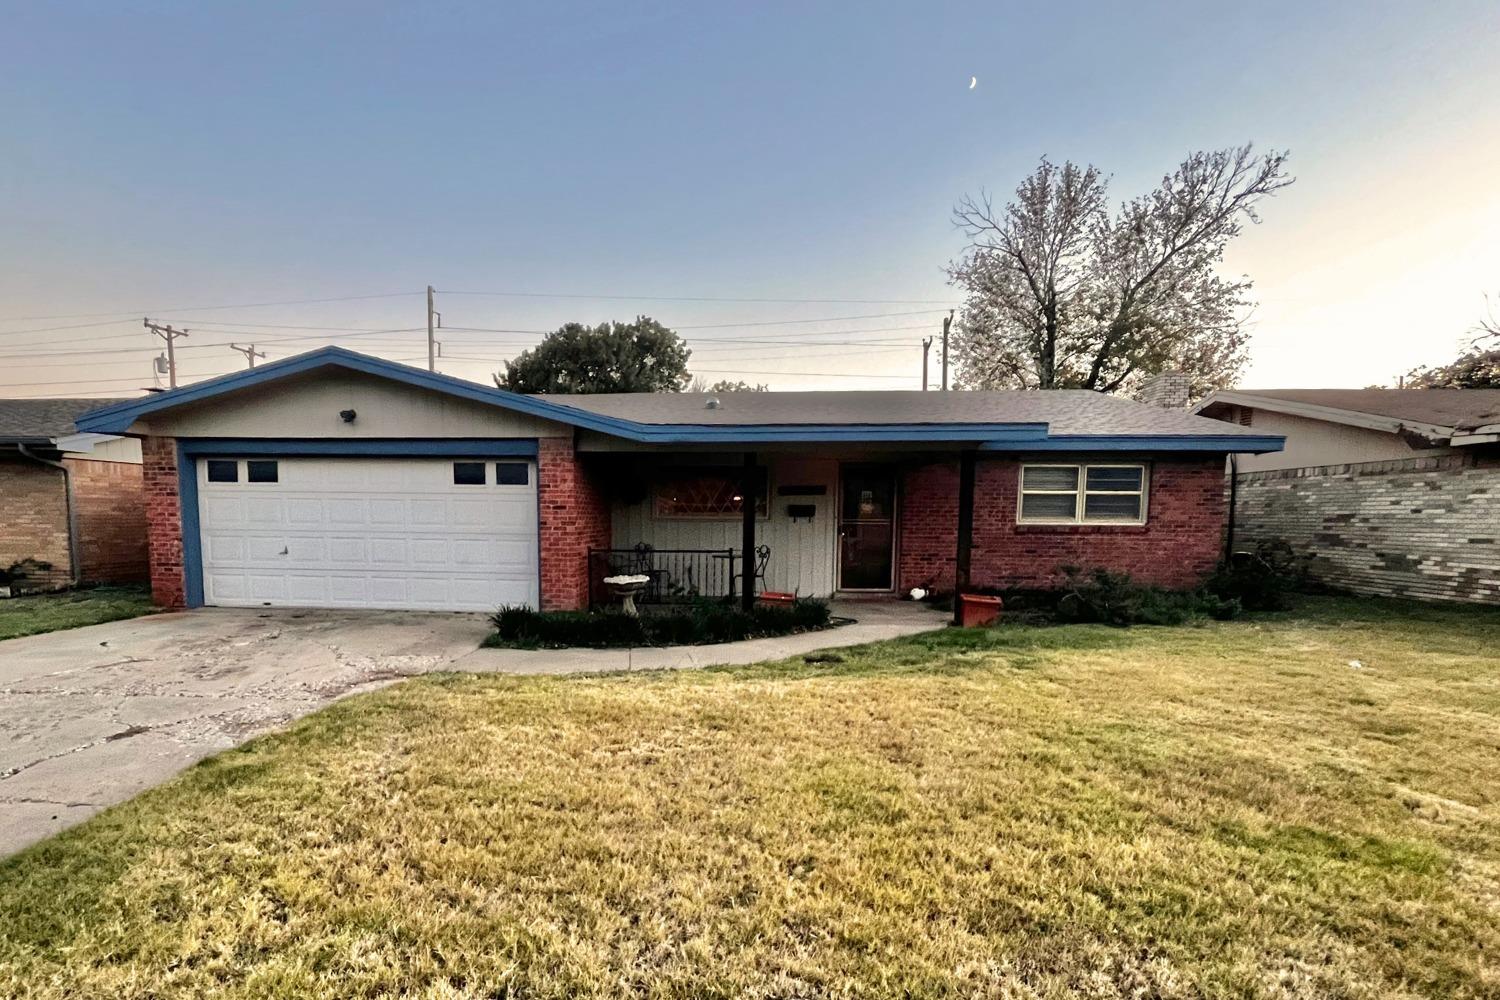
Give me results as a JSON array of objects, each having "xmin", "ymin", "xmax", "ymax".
[
  {"xmin": 1021, "ymin": 466, "xmax": 1079, "ymax": 491},
  {"xmin": 655, "ymin": 469, "xmax": 767, "ymax": 517},
  {"xmin": 1086, "ymin": 466, "xmax": 1142, "ymax": 492},
  {"xmin": 206, "ymin": 460, "xmax": 238, "ymax": 483},
  {"xmin": 246, "ymin": 460, "xmax": 278, "ymax": 484},
  {"xmin": 1084, "ymin": 493, "xmax": 1143, "ymax": 521},
  {"xmin": 495, "ymin": 462, "xmax": 529, "ymax": 486},
  {"xmin": 1020, "ymin": 492, "xmax": 1077, "ymax": 521},
  {"xmin": 452, "ymin": 462, "xmax": 485, "ymax": 485}
]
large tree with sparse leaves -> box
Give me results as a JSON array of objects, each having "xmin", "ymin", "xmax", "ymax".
[
  {"xmin": 947, "ymin": 145, "xmax": 1293, "ymax": 398},
  {"xmin": 495, "ymin": 317, "xmax": 691, "ymax": 394},
  {"xmin": 1403, "ymin": 296, "xmax": 1500, "ymax": 388}
]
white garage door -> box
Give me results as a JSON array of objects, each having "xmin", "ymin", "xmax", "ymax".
[{"xmin": 196, "ymin": 456, "xmax": 538, "ymax": 612}]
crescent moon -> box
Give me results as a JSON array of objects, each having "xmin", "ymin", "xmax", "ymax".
[{"xmin": 969, "ymin": 76, "xmax": 977, "ymax": 89}]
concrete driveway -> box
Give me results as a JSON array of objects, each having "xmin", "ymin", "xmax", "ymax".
[
  {"xmin": 0, "ymin": 608, "xmax": 490, "ymax": 857},
  {"xmin": 0, "ymin": 601, "xmax": 945, "ymax": 858}
]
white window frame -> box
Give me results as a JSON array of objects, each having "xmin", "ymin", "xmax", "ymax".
[{"xmin": 1017, "ymin": 463, "xmax": 1149, "ymax": 525}]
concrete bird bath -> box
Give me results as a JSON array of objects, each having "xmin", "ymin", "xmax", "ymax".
[{"xmin": 602, "ymin": 574, "xmax": 651, "ymax": 615}]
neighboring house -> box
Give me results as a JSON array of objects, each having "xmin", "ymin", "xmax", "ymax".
[
  {"xmin": 1194, "ymin": 388, "xmax": 1500, "ymax": 605},
  {"xmin": 0, "ymin": 399, "xmax": 150, "ymax": 589},
  {"xmin": 75, "ymin": 347, "xmax": 1282, "ymax": 613}
]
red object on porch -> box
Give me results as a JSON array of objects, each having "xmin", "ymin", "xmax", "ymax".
[
  {"xmin": 757, "ymin": 590, "xmax": 797, "ymax": 606},
  {"xmin": 957, "ymin": 593, "xmax": 1003, "ymax": 628}
]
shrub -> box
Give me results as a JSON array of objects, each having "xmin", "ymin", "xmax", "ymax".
[
  {"xmin": 1054, "ymin": 566, "xmax": 1240, "ymax": 627},
  {"xmin": 1206, "ymin": 540, "xmax": 1305, "ymax": 611},
  {"xmin": 486, "ymin": 597, "xmax": 832, "ymax": 648}
]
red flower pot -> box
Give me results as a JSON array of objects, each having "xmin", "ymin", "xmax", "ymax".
[{"xmin": 958, "ymin": 593, "xmax": 1003, "ymax": 627}]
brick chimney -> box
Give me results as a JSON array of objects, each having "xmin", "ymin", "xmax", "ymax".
[{"xmin": 1135, "ymin": 371, "xmax": 1190, "ymax": 409}]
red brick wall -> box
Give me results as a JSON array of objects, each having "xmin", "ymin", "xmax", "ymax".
[
  {"xmin": 141, "ymin": 436, "xmax": 187, "ymax": 608},
  {"xmin": 66, "ymin": 458, "xmax": 149, "ymax": 584},
  {"xmin": 0, "ymin": 457, "xmax": 72, "ymax": 588},
  {"xmin": 537, "ymin": 436, "xmax": 610, "ymax": 610},
  {"xmin": 899, "ymin": 456, "xmax": 1226, "ymax": 593}
]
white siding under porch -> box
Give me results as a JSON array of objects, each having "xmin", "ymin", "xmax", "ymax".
[{"xmin": 609, "ymin": 456, "xmax": 838, "ymax": 598}]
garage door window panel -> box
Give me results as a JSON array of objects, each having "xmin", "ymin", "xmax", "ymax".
[
  {"xmin": 247, "ymin": 460, "xmax": 279, "ymax": 483},
  {"xmin": 453, "ymin": 462, "xmax": 486, "ymax": 485},
  {"xmin": 207, "ymin": 460, "xmax": 238, "ymax": 483}
]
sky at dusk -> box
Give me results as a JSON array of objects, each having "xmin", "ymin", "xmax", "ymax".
[{"xmin": 2, "ymin": 1, "xmax": 1498, "ymax": 397}]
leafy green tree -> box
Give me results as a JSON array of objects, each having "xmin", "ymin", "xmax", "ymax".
[
  {"xmin": 705, "ymin": 379, "xmax": 769, "ymax": 392},
  {"xmin": 495, "ymin": 317, "xmax": 691, "ymax": 393}
]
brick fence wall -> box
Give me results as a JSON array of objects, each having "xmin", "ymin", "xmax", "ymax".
[
  {"xmin": 141, "ymin": 436, "xmax": 187, "ymax": 608},
  {"xmin": 537, "ymin": 436, "xmax": 610, "ymax": 610},
  {"xmin": 0, "ymin": 457, "xmax": 72, "ymax": 588},
  {"xmin": 1234, "ymin": 451, "xmax": 1500, "ymax": 605},
  {"xmin": 67, "ymin": 457, "xmax": 149, "ymax": 584},
  {"xmin": 899, "ymin": 456, "xmax": 1226, "ymax": 593}
]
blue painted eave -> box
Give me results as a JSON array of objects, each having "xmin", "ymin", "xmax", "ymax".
[
  {"xmin": 980, "ymin": 433, "xmax": 1286, "ymax": 454},
  {"xmin": 72, "ymin": 346, "xmax": 1284, "ymax": 452}
]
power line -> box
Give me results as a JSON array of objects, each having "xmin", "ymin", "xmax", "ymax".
[
  {"xmin": 690, "ymin": 368, "xmax": 914, "ymax": 380},
  {"xmin": 0, "ymin": 319, "xmax": 141, "ymax": 339},
  {"xmin": 438, "ymin": 289, "xmax": 959, "ymax": 305},
  {"xmin": 0, "ymin": 291, "xmax": 421, "ymax": 324}
]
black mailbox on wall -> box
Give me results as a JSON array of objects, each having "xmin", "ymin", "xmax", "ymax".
[{"xmin": 787, "ymin": 503, "xmax": 817, "ymax": 520}]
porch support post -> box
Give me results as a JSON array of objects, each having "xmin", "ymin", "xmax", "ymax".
[
  {"xmin": 741, "ymin": 451, "xmax": 756, "ymax": 612},
  {"xmin": 953, "ymin": 449, "xmax": 976, "ymax": 625}
]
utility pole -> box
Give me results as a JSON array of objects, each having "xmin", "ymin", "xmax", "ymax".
[
  {"xmin": 941, "ymin": 309, "xmax": 953, "ymax": 391},
  {"xmin": 921, "ymin": 336, "xmax": 933, "ymax": 391},
  {"xmin": 144, "ymin": 318, "xmax": 187, "ymax": 388},
  {"xmin": 229, "ymin": 343, "xmax": 266, "ymax": 369},
  {"xmin": 426, "ymin": 285, "xmax": 441, "ymax": 372}
]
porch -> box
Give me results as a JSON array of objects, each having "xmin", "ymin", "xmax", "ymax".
[{"xmin": 580, "ymin": 450, "xmax": 926, "ymax": 610}]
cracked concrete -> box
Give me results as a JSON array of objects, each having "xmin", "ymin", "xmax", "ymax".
[
  {"xmin": 0, "ymin": 608, "xmax": 490, "ymax": 856},
  {"xmin": 0, "ymin": 601, "xmax": 945, "ymax": 858}
]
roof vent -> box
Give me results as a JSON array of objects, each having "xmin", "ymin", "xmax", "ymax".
[{"xmin": 704, "ymin": 397, "xmax": 721, "ymax": 410}]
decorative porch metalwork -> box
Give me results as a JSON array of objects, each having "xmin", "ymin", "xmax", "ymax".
[{"xmin": 586, "ymin": 543, "xmax": 770, "ymax": 610}]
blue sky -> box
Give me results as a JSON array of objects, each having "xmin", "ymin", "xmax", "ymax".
[{"xmin": 3, "ymin": 1, "xmax": 1498, "ymax": 395}]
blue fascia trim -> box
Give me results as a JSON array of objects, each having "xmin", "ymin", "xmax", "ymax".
[
  {"xmin": 615, "ymin": 423, "xmax": 1049, "ymax": 444},
  {"xmin": 979, "ymin": 434, "xmax": 1286, "ymax": 454},
  {"xmin": 76, "ymin": 347, "xmax": 638, "ymax": 437},
  {"xmin": 73, "ymin": 346, "xmax": 1055, "ymax": 444},
  {"xmin": 176, "ymin": 438, "xmax": 538, "ymax": 458},
  {"xmin": 77, "ymin": 346, "xmax": 1284, "ymax": 452},
  {"xmin": 177, "ymin": 441, "xmax": 205, "ymax": 609}
]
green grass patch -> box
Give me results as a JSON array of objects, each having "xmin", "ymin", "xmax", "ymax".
[
  {"xmin": 1, "ymin": 595, "xmax": 1498, "ymax": 997},
  {"xmin": 0, "ymin": 586, "xmax": 154, "ymax": 641}
]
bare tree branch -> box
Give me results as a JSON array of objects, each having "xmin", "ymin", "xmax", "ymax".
[{"xmin": 947, "ymin": 146, "xmax": 1291, "ymax": 397}]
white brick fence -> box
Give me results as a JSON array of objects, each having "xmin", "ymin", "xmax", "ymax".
[{"xmin": 1233, "ymin": 452, "xmax": 1500, "ymax": 605}]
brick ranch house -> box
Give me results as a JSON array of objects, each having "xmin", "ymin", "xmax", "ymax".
[
  {"xmin": 1195, "ymin": 388, "xmax": 1500, "ymax": 605},
  {"xmin": 74, "ymin": 347, "xmax": 1283, "ymax": 614},
  {"xmin": 0, "ymin": 399, "xmax": 149, "ymax": 589}
]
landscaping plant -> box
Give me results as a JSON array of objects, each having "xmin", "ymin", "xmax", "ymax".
[{"xmin": 486, "ymin": 597, "xmax": 832, "ymax": 648}]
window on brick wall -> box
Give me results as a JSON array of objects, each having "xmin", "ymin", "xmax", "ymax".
[{"xmin": 1018, "ymin": 464, "xmax": 1147, "ymax": 524}]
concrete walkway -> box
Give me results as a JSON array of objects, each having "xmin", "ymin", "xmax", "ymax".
[
  {"xmin": 0, "ymin": 600, "xmax": 943, "ymax": 856},
  {"xmin": 452, "ymin": 600, "xmax": 948, "ymax": 674}
]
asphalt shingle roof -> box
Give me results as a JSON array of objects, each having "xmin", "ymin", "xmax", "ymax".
[
  {"xmin": 0, "ymin": 398, "xmax": 111, "ymax": 443},
  {"xmin": 1230, "ymin": 388, "xmax": 1500, "ymax": 432},
  {"xmin": 546, "ymin": 389, "xmax": 1267, "ymax": 437}
]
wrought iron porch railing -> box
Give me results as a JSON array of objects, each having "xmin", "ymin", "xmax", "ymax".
[{"xmin": 587, "ymin": 545, "xmax": 736, "ymax": 609}]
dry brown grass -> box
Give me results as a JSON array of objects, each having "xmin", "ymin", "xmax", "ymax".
[{"xmin": 1, "ymin": 596, "xmax": 1497, "ymax": 998}]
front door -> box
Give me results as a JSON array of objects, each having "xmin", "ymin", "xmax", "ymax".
[{"xmin": 838, "ymin": 465, "xmax": 896, "ymax": 591}]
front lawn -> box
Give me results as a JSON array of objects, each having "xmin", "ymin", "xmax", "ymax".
[
  {"xmin": 0, "ymin": 586, "xmax": 155, "ymax": 641},
  {"xmin": 2, "ymin": 596, "xmax": 1497, "ymax": 998}
]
